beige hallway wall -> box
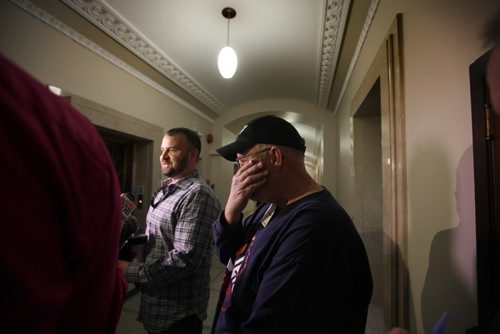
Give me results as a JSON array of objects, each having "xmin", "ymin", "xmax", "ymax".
[{"xmin": 334, "ymin": 0, "xmax": 499, "ymax": 333}]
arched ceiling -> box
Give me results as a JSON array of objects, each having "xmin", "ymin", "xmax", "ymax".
[
  {"xmin": 20, "ymin": 0, "xmax": 375, "ymax": 166},
  {"xmin": 62, "ymin": 0, "xmax": 352, "ymax": 117}
]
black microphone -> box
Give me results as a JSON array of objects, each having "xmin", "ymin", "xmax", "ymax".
[{"xmin": 121, "ymin": 192, "xmax": 136, "ymax": 218}]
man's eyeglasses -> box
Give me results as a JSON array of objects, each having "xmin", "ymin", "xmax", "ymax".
[{"xmin": 236, "ymin": 147, "xmax": 271, "ymax": 168}]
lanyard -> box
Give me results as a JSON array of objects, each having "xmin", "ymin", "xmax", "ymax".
[{"xmin": 150, "ymin": 183, "xmax": 177, "ymax": 208}]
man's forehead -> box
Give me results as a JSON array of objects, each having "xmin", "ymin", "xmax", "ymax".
[
  {"xmin": 162, "ymin": 134, "xmax": 186, "ymax": 145},
  {"xmin": 237, "ymin": 145, "xmax": 258, "ymax": 156}
]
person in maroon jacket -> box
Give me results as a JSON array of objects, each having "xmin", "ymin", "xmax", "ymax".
[{"xmin": 0, "ymin": 53, "xmax": 127, "ymax": 333}]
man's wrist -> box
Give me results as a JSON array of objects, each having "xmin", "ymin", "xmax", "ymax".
[{"xmin": 223, "ymin": 209, "xmax": 242, "ymax": 224}]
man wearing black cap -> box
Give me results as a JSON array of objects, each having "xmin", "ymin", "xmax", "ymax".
[{"xmin": 212, "ymin": 115, "xmax": 373, "ymax": 333}]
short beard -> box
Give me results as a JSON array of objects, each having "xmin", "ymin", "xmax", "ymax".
[{"xmin": 164, "ymin": 154, "xmax": 189, "ymax": 178}]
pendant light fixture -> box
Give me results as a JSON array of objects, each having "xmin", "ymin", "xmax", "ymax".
[{"xmin": 218, "ymin": 7, "xmax": 237, "ymax": 79}]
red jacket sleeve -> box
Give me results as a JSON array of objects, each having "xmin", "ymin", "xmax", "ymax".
[{"xmin": 0, "ymin": 53, "xmax": 127, "ymax": 333}]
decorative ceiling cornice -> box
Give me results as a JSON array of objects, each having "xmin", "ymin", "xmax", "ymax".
[
  {"xmin": 333, "ymin": 0, "xmax": 380, "ymax": 116},
  {"xmin": 10, "ymin": 0, "xmax": 355, "ymax": 117},
  {"xmin": 62, "ymin": 0, "xmax": 349, "ymax": 112},
  {"xmin": 61, "ymin": 0, "xmax": 227, "ymax": 115},
  {"xmin": 317, "ymin": 0, "xmax": 350, "ymax": 108},
  {"xmin": 8, "ymin": 0, "xmax": 215, "ymax": 122}
]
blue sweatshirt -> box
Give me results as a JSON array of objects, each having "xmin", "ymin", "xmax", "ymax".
[{"xmin": 212, "ymin": 188, "xmax": 373, "ymax": 333}]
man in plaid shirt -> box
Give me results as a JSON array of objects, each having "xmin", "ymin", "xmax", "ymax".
[{"xmin": 119, "ymin": 128, "xmax": 221, "ymax": 334}]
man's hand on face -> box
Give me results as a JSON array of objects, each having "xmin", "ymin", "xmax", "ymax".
[{"xmin": 224, "ymin": 160, "xmax": 268, "ymax": 224}]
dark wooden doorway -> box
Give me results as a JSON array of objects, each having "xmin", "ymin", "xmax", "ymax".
[
  {"xmin": 470, "ymin": 50, "xmax": 500, "ymax": 329},
  {"xmin": 97, "ymin": 126, "xmax": 137, "ymax": 193}
]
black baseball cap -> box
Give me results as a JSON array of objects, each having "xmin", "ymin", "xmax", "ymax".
[{"xmin": 216, "ymin": 115, "xmax": 306, "ymax": 161}]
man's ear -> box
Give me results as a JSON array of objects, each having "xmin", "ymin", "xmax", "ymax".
[
  {"xmin": 269, "ymin": 147, "xmax": 282, "ymax": 169},
  {"xmin": 190, "ymin": 148, "xmax": 200, "ymax": 162}
]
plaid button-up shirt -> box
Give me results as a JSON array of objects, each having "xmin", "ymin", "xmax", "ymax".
[{"xmin": 125, "ymin": 171, "xmax": 221, "ymax": 332}]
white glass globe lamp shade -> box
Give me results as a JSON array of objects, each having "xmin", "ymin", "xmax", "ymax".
[{"xmin": 218, "ymin": 46, "xmax": 238, "ymax": 79}]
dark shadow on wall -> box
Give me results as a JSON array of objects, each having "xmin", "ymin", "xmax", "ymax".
[{"xmin": 421, "ymin": 146, "xmax": 477, "ymax": 333}]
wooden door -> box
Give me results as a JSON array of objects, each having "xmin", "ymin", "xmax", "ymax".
[{"xmin": 470, "ymin": 50, "xmax": 500, "ymax": 328}]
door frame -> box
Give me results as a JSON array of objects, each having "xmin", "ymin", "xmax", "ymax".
[
  {"xmin": 66, "ymin": 94, "xmax": 164, "ymax": 228},
  {"xmin": 351, "ymin": 13, "xmax": 408, "ymax": 329}
]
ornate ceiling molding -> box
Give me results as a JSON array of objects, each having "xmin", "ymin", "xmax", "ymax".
[
  {"xmin": 60, "ymin": 0, "xmax": 350, "ymax": 113},
  {"xmin": 61, "ymin": 0, "xmax": 226, "ymax": 115},
  {"xmin": 317, "ymin": 0, "xmax": 350, "ymax": 108},
  {"xmin": 10, "ymin": 0, "xmax": 355, "ymax": 117},
  {"xmin": 8, "ymin": 0, "xmax": 215, "ymax": 122},
  {"xmin": 333, "ymin": 0, "xmax": 380, "ymax": 116}
]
